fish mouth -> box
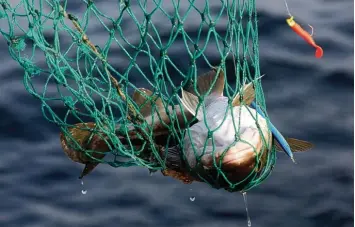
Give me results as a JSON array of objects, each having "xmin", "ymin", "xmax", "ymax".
[
  {"xmin": 181, "ymin": 127, "xmax": 271, "ymax": 190},
  {"xmin": 200, "ymin": 127, "xmax": 270, "ymax": 175}
]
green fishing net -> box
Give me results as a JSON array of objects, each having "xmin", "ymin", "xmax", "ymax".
[{"xmin": 0, "ymin": 0, "xmax": 276, "ymax": 192}]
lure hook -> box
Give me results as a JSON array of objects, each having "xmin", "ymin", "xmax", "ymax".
[{"xmin": 308, "ymin": 24, "xmax": 314, "ymax": 36}]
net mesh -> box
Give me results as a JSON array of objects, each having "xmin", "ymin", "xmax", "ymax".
[{"xmin": 0, "ymin": 0, "xmax": 276, "ymax": 192}]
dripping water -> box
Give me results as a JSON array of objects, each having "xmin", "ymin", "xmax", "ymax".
[
  {"xmin": 189, "ymin": 188, "xmax": 195, "ymax": 202},
  {"xmin": 242, "ymin": 192, "xmax": 251, "ymax": 227},
  {"xmin": 81, "ymin": 180, "xmax": 87, "ymax": 195},
  {"xmin": 149, "ymin": 169, "xmax": 157, "ymax": 176}
]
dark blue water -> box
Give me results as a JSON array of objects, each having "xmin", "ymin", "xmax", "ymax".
[{"xmin": 0, "ymin": 1, "xmax": 353, "ymax": 227}]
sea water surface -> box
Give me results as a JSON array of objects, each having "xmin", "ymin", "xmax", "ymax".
[{"xmin": 0, "ymin": 0, "xmax": 353, "ymax": 227}]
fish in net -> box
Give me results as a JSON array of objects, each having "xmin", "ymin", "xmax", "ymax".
[{"xmin": 0, "ymin": 0, "xmax": 313, "ymax": 192}]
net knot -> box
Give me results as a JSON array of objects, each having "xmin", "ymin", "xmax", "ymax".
[
  {"xmin": 21, "ymin": 58, "xmax": 41, "ymax": 75},
  {"xmin": 160, "ymin": 49, "xmax": 168, "ymax": 58},
  {"xmin": 145, "ymin": 13, "xmax": 151, "ymax": 21},
  {"xmin": 87, "ymin": 0, "xmax": 94, "ymax": 7},
  {"xmin": 171, "ymin": 17, "xmax": 178, "ymax": 27},
  {"xmin": 63, "ymin": 96, "xmax": 77, "ymax": 110},
  {"xmin": 207, "ymin": 131, "xmax": 213, "ymax": 139},
  {"xmin": 9, "ymin": 36, "xmax": 26, "ymax": 51},
  {"xmin": 209, "ymin": 21, "xmax": 216, "ymax": 28}
]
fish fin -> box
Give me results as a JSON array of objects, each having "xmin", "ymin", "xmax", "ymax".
[
  {"xmin": 79, "ymin": 162, "xmax": 100, "ymax": 179},
  {"xmin": 232, "ymin": 74, "xmax": 266, "ymax": 107},
  {"xmin": 132, "ymin": 88, "xmax": 164, "ymax": 117},
  {"xmin": 161, "ymin": 169, "xmax": 194, "ymax": 184},
  {"xmin": 179, "ymin": 89, "xmax": 204, "ymax": 121},
  {"xmin": 286, "ymin": 138, "xmax": 314, "ymax": 152},
  {"xmin": 275, "ymin": 138, "xmax": 314, "ymax": 153},
  {"xmin": 232, "ymin": 82, "xmax": 256, "ymax": 107},
  {"xmin": 186, "ymin": 67, "xmax": 225, "ymax": 97}
]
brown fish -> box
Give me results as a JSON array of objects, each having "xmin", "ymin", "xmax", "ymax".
[{"xmin": 60, "ymin": 88, "xmax": 194, "ymax": 179}]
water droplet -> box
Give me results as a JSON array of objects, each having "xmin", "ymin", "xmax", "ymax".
[
  {"xmin": 189, "ymin": 196, "xmax": 195, "ymax": 202},
  {"xmin": 242, "ymin": 192, "xmax": 251, "ymax": 227},
  {"xmin": 149, "ymin": 171, "xmax": 153, "ymax": 176},
  {"xmin": 80, "ymin": 180, "xmax": 87, "ymax": 195}
]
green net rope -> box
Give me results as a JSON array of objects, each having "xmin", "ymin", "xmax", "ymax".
[{"xmin": 0, "ymin": 0, "xmax": 276, "ymax": 192}]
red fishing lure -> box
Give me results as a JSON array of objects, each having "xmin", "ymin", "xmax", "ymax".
[{"xmin": 286, "ymin": 16, "xmax": 323, "ymax": 58}]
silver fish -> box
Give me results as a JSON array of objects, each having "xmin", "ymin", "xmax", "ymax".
[{"xmin": 171, "ymin": 68, "xmax": 313, "ymax": 188}]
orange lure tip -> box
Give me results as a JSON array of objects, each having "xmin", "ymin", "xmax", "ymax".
[{"xmin": 315, "ymin": 45, "xmax": 323, "ymax": 58}]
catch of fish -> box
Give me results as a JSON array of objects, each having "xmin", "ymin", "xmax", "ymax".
[{"xmin": 60, "ymin": 67, "xmax": 313, "ymax": 191}]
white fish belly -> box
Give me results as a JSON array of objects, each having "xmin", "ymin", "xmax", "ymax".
[{"xmin": 183, "ymin": 102, "xmax": 269, "ymax": 168}]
